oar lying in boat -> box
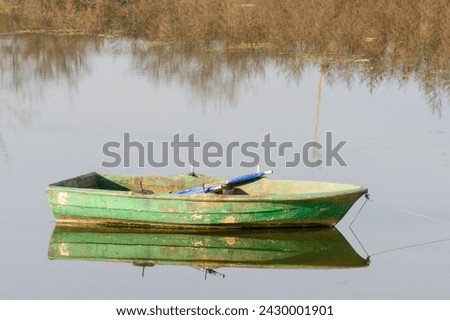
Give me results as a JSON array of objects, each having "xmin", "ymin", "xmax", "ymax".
[{"xmin": 176, "ymin": 170, "xmax": 273, "ymax": 195}]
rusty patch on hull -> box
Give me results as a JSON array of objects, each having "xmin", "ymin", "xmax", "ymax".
[{"xmin": 220, "ymin": 216, "xmax": 236, "ymax": 224}]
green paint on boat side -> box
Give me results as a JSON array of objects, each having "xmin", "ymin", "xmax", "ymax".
[
  {"xmin": 48, "ymin": 226, "xmax": 369, "ymax": 269},
  {"xmin": 46, "ymin": 172, "xmax": 368, "ymax": 228}
]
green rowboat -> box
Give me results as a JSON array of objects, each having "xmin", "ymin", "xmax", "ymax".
[
  {"xmin": 46, "ymin": 172, "xmax": 367, "ymax": 229},
  {"xmin": 48, "ymin": 226, "xmax": 369, "ymax": 270}
]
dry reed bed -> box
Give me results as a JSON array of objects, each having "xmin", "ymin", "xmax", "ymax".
[
  {"xmin": 4, "ymin": 0, "xmax": 449, "ymax": 60},
  {"xmin": 1, "ymin": 0, "xmax": 449, "ymax": 113}
]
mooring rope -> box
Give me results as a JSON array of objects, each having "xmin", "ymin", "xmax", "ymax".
[
  {"xmin": 350, "ymin": 193, "xmax": 370, "ymax": 228},
  {"xmin": 367, "ymin": 195, "xmax": 450, "ymax": 227},
  {"xmin": 349, "ymin": 223, "xmax": 370, "ymax": 258},
  {"xmin": 369, "ymin": 237, "xmax": 450, "ymax": 257},
  {"xmin": 348, "ymin": 193, "xmax": 371, "ymax": 258},
  {"xmin": 349, "ymin": 193, "xmax": 450, "ymax": 259}
]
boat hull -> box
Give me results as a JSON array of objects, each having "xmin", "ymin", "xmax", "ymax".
[{"xmin": 47, "ymin": 172, "xmax": 367, "ymax": 229}]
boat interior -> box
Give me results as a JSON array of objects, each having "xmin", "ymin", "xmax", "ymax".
[{"xmin": 50, "ymin": 172, "xmax": 365, "ymax": 196}]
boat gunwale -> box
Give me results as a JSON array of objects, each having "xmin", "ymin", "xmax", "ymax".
[
  {"xmin": 46, "ymin": 184, "xmax": 368, "ymax": 202},
  {"xmin": 47, "ymin": 172, "xmax": 368, "ymax": 202}
]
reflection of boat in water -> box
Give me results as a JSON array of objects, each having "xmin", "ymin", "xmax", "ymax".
[{"xmin": 48, "ymin": 226, "xmax": 369, "ymax": 271}]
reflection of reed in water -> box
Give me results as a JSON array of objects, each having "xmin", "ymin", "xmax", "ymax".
[
  {"xmin": 130, "ymin": 42, "xmax": 268, "ymax": 107},
  {"xmin": 0, "ymin": 129, "xmax": 8, "ymax": 162},
  {"xmin": 5, "ymin": 0, "xmax": 447, "ymax": 111},
  {"xmin": 0, "ymin": 35, "xmax": 96, "ymax": 161},
  {"xmin": 0, "ymin": 35, "xmax": 94, "ymax": 90},
  {"xmin": 312, "ymin": 67, "xmax": 323, "ymax": 162},
  {"xmin": 6, "ymin": 0, "xmax": 449, "ymax": 57}
]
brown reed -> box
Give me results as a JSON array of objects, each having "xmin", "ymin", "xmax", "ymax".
[
  {"xmin": 3, "ymin": 0, "xmax": 448, "ymax": 60},
  {"xmin": 1, "ymin": 0, "xmax": 448, "ymax": 113}
]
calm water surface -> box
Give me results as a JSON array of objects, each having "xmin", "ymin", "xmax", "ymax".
[{"xmin": 0, "ymin": 35, "xmax": 449, "ymax": 299}]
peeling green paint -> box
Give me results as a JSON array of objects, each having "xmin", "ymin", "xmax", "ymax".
[{"xmin": 47, "ymin": 172, "xmax": 367, "ymax": 229}]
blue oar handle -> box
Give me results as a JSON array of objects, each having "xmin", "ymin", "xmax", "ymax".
[
  {"xmin": 176, "ymin": 170, "xmax": 273, "ymax": 195},
  {"xmin": 225, "ymin": 170, "xmax": 273, "ymax": 185}
]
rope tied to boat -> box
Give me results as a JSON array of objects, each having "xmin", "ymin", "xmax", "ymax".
[
  {"xmin": 351, "ymin": 192, "xmax": 450, "ymax": 228},
  {"xmin": 349, "ymin": 193, "xmax": 371, "ymax": 258},
  {"xmin": 367, "ymin": 196, "xmax": 450, "ymax": 227},
  {"xmin": 369, "ymin": 237, "xmax": 450, "ymax": 258},
  {"xmin": 349, "ymin": 192, "xmax": 370, "ymax": 229},
  {"xmin": 349, "ymin": 192, "xmax": 450, "ymax": 259}
]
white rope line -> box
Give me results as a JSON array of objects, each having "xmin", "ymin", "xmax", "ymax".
[
  {"xmin": 349, "ymin": 193, "xmax": 369, "ymax": 228},
  {"xmin": 349, "ymin": 194, "xmax": 450, "ymax": 259},
  {"xmin": 368, "ymin": 197, "xmax": 450, "ymax": 226},
  {"xmin": 370, "ymin": 237, "xmax": 450, "ymax": 257},
  {"xmin": 348, "ymin": 193, "xmax": 370, "ymax": 258}
]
